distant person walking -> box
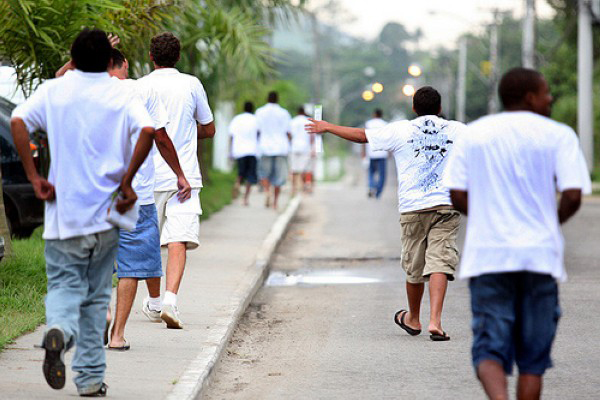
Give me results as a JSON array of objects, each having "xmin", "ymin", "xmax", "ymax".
[
  {"xmin": 256, "ymin": 91, "xmax": 292, "ymax": 210},
  {"xmin": 138, "ymin": 32, "xmax": 215, "ymax": 329},
  {"xmin": 289, "ymin": 107, "xmax": 314, "ymax": 195},
  {"xmin": 443, "ymin": 68, "xmax": 591, "ymax": 400},
  {"xmin": 229, "ymin": 101, "xmax": 259, "ymax": 206},
  {"xmin": 10, "ymin": 29, "xmax": 155, "ymax": 396},
  {"xmin": 308, "ymin": 87, "xmax": 466, "ymax": 341},
  {"xmin": 363, "ymin": 109, "xmax": 388, "ymax": 198}
]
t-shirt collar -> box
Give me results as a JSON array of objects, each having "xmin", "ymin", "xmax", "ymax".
[
  {"xmin": 150, "ymin": 68, "xmax": 179, "ymax": 75},
  {"xmin": 72, "ymin": 69, "xmax": 110, "ymax": 79}
]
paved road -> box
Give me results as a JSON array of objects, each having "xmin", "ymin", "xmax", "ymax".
[{"xmin": 203, "ymin": 164, "xmax": 600, "ymax": 400}]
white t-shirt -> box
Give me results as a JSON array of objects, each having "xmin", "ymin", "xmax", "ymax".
[
  {"xmin": 365, "ymin": 118, "xmax": 388, "ymax": 159},
  {"xmin": 12, "ymin": 70, "xmax": 154, "ymax": 240},
  {"xmin": 366, "ymin": 115, "xmax": 466, "ymax": 213},
  {"xmin": 442, "ymin": 111, "xmax": 592, "ymax": 281},
  {"xmin": 121, "ymin": 79, "xmax": 169, "ymax": 205},
  {"xmin": 228, "ymin": 112, "xmax": 258, "ymax": 159},
  {"xmin": 289, "ymin": 114, "xmax": 312, "ymax": 154},
  {"xmin": 138, "ymin": 68, "xmax": 213, "ymax": 191},
  {"xmin": 256, "ymin": 103, "xmax": 292, "ymax": 156}
]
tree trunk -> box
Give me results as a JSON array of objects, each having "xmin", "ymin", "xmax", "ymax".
[{"xmin": 0, "ymin": 166, "xmax": 13, "ymax": 258}]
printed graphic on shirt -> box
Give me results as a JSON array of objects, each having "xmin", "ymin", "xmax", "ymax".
[{"xmin": 408, "ymin": 119, "xmax": 454, "ymax": 192}]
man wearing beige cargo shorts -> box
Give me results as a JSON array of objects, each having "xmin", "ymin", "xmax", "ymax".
[{"xmin": 307, "ymin": 87, "xmax": 465, "ymax": 341}]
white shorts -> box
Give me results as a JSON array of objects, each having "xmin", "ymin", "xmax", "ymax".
[
  {"xmin": 290, "ymin": 152, "xmax": 312, "ymax": 173},
  {"xmin": 154, "ymin": 189, "xmax": 201, "ymax": 249}
]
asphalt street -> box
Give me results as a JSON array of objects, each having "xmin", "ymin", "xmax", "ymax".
[{"xmin": 202, "ymin": 162, "xmax": 600, "ymax": 400}]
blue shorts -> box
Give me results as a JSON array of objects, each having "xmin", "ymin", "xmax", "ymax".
[
  {"xmin": 470, "ymin": 272, "xmax": 560, "ymax": 375},
  {"xmin": 116, "ymin": 204, "xmax": 162, "ymax": 279},
  {"xmin": 258, "ymin": 155, "xmax": 287, "ymax": 187},
  {"xmin": 237, "ymin": 156, "xmax": 258, "ymax": 184}
]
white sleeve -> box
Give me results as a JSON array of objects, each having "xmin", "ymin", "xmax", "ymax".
[
  {"xmin": 11, "ymin": 84, "xmax": 48, "ymax": 133},
  {"xmin": 193, "ymin": 79, "xmax": 214, "ymax": 125},
  {"xmin": 555, "ymin": 127, "xmax": 592, "ymax": 194},
  {"xmin": 364, "ymin": 120, "xmax": 407, "ymax": 152},
  {"xmin": 442, "ymin": 132, "xmax": 469, "ymax": 191}
]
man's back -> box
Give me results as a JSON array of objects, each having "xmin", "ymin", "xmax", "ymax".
[
  {"xmin": 289, "ymin": 114, "xmax": 311, "ymax": 153},
  {"xmin": 138, "ymin": 68, "xmax": 213, "ymax": 190},
  {"xmin": 256, "ymin": 103, "xmax": 291, "ymax": 156},
  {"xmin": 229, "ymin": 112, "xmax": 258, "ymax": 159}
]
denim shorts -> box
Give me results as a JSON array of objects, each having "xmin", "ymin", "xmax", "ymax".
[
  {"xmin": 470, "ymin": 272, "xmax": 560, "ymax": 375},
  {"xmin": 116, "ymin": 204, "xmax": 162, "ymax": 279},
  {"xmin": 258, "ymin": 155, "xmax": 288, "ymax": 187}
]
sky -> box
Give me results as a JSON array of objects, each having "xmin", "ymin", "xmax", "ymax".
[{"xmin": 309, "ymin": 0, "xmax": 556, "ymax": 50}]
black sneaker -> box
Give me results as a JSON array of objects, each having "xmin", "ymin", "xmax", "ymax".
[
  {"xmin": 80, "ymin": 382, "xmax": 108, "ymax": 397},
  {"xmin": 42, "ymin": 328, "xmax": 66, "ymax": 390}
]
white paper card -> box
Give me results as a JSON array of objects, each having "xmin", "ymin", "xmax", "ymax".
[
  {"xmin": 166, "ymin": 189, "xmax": 202, "ymax": 216},
  {"xmin": 106, "ymin": 193, "xmax": 140, "ymax": 231}
]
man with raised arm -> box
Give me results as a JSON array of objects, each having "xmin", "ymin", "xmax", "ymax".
[
  {"xmin": 11, "ymin": 29, "xmax": 155, "ymax": 397},
  {"xmin": 307, "ymin": 86, "xmax": 466, "ymax": 341},
  {"xmin": 443, "ymin": 68, "xmax": 591, "ymax": 400}
]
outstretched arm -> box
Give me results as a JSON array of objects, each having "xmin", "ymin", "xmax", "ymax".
[
  {"xmin": 306, "ymin": 119, "xmax": 367, "ymax": 143},
  {"xmin": 154, "ymin": 128, "xmax": 191, "ymax": 202}
]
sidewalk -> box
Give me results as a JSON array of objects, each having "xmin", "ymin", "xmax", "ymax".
[{"xmin": 0, "ymin": 189, "xmax": 300, "ymax": 399}]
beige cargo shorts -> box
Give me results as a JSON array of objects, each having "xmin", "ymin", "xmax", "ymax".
[{"xmin": 399, "ymin": 209, "xmax": 460, "ymax": 284}]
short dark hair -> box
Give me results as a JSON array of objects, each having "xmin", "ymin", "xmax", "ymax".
[
  {"xmin": 111, "ymin": 48, "xmax": 126, "ymax": 69},
  {"xmin": 297, "ymin": 106, "xmax": 306, "ymax": 115},
  {"xmin": 70, "ymin": 28, "xmax": 112, "ymax": 73},
  {"xmin": 267, "ymin": 91, "xmax": 278, "ymax": 103},
  {"xmin": 374, "ymin": 108, "xmax": 383, "ymax": 118},
  {"xmin": 498, "ymin": 67, "xmax": 544, "ymax": 108},
  {"xmin": 244, "ymin": 101, "xmax": 254, "ymax": 113},
  {"xmin": 150, "ymin": 32, "xmax": 181, "ymax": 68},
  {"xmin": 413, "ymin": 86, "xmax": 441, "ymax": 116}
]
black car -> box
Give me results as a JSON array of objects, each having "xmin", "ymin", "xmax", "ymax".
[{"xmin": 0, "ymin": 96, "xmax": 44, "ymax": 237}]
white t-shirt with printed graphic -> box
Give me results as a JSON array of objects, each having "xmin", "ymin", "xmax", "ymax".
[
  {"xmin": 442, "ymin": 111, "xmax": 592, "ymax": 281},
  {"xmin": 12, "ymin": 70, "xmax": 154, "ymax": 240},
  {"xmin": 364, "ymin": 118, "xmax": 388, "ymax": 159},
  {"xmin": 365, "ymin": 115, "xmax": 466, "ymax": 213},
  {"xmin": 229, "ymin": 112, "xmax": 259, "ymax": 159}
]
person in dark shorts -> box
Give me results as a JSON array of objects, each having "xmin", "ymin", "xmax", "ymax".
[
  {"xmin": 229, "ymin": 101, "xmax": 259, "ymax": 205},
  {"xmin": 443, "ymin": 67, "xmax": 591, "ymax": 400}
]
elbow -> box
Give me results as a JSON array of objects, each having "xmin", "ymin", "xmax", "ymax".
[{"xmin": 563, "ymin": 189, "xmax": 582, "ymax": 213}]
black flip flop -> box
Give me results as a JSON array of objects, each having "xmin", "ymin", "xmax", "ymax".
[
  {"xmin": 429, "ymin": 331, "xmax": 450, "ymax": 341},
  {"xmin": 107, "ymin": 339, "xmax": 130, "ymax": 351},
  {"xmin": 394, "ymin": 310, "xmax": 421, "ymax": 336}
]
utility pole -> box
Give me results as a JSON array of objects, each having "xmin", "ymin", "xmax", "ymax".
[
  {"xmin": 488, "ymin": 10, "xmax": 500, "ymax": 114},
  {"xmin": 456, "ymin": 36, "xmax": 467, "ymax": 122},
  {"xmin": 522, "ymin": 0, "xmax": 536, "ymax": 68},
  {"xmin": 578, "ymin": 0, "xmax": 594, "ymax": 172}
]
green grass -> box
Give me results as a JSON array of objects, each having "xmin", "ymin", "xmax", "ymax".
[
  {"xmin": 200, "ymin": 169, "xmax": 237, "ymax": 220},
  {"xmin": 0, "ymin": 228, "xmax": 46, "ymax": 351}
]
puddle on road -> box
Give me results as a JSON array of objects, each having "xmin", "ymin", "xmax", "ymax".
[{"xmin": 265, "ymin": 269, "xmax": 383, "ymax": 287}]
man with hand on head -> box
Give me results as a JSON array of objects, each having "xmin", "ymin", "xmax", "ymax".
[
  {"xmin": 307, "ymin": 86, "xmax": 466, "ymax": 342},
  {"xmin": 443, "ymin": 67, "xmax": 591, "ymax": 400},
  {"xmin": 11, "ymin": 28, "xmax": 155, "ymax": 397}
]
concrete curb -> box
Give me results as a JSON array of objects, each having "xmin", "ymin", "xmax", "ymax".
[{"xmin": 166, "ymin": 195, "xmax": 302, "ymax": 400}]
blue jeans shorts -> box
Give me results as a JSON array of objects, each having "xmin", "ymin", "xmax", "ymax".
[
  {"xmin": 258, "ymin": 155, "xmax": 288, "ymax": 187},
  {"xmin": 116, "ymin": 204, "xmax": 162, "ymax": 279},
  {"xmin": 470, "ymin": 272, "xmax": 561, "ymax": 375}
]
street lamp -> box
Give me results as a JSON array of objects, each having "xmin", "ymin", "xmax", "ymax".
[
  {"xmin": 402, "ymin": 84, "xmax": 416, "ymax": 97},
  {"xmin": 362, "ymin": 90, "xmax": 375, "ymax": 101},
  {"xmin": 372, "ymin": 82, "xmax": 384, "ymax": 93},
  {"xmin": 408, "ymin": 65, "xmax": 422, "ymax": 77}
]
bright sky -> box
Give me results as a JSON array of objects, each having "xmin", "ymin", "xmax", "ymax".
[{"xmin": 310, "ymin": 0, "xmax": 555, "ymax": 49}]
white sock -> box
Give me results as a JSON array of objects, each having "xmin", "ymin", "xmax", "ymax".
[
  {"xmin": 163, "ymin": 291, "xmax": 177, "ymax": 307},
  {"xmin": 148, "ymin": 296, "xmax": 161, "ymax": 311}
]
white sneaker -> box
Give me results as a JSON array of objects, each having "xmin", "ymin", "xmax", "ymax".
[
  {"xmin": 142, "ymin": 297, "xmax": 162, "ymax": 323},
  {"xmin": 160, "ymin": 304, "xmax": 183, "ymax": 329}
]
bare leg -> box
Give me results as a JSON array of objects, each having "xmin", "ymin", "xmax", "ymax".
[
  {"xmin": 273, "ymin": 186, "xmax": 281, "ymax": 210},
  {"xmin": 146, "ymin": 277, "xmax": 161, "ymax": 298},
  {"xmin": 517, "ymin": 374, "xmax": 542, "ymax": 400},
  {"xmin": 400, "ymin": 282, "xmax": 424, "ymax": 330},
  {"xmin": 232, "ymin": 176, "xmax": 241, "ymax": 199},
  {"xmin": 243, "ymin": 183, "xmax": 252, "ymax": 206},
  {"xmin": 166, "ymin": 242, "xmax": 186, "ymax": 294},
  {"xmin": 428, "ymin": 273, "xmax": 448, "ymax": 334},
  {"xmin": 291, "ymin": 173, "xmax": 299, "ymax": 196},
  {"xmin": 261, "ymin": 179, "xmax": 271, "ymax": 207},
  {"xmin": 477, "ymin": 360, "xmax": 509, "ymax": 400},
  {"xmin": 109, "ymin": 278, "xmax": 138, "ymax": 347}
]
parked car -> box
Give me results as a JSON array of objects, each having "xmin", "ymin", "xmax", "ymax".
[{"xmin": 0, "ymin": 96, "xmax": 44, "ymax": 237}]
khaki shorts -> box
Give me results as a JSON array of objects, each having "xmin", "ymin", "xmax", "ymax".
[
  {"xmin": 154, "ymin": 190, "xmax": 201, "ymax": 250},
  {"xmin": 399, "ymin": 209, "xmax": 460, "ymax": 284}
]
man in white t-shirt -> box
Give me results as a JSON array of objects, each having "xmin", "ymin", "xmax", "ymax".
[
  {"xmin": 10, "ymin": 29, "xmax": 155, "ymax": 396},
  {"xmin": 308, "ymin": 87, "xmax": 465, "ymax": 342},
  {"xmin": 256, "ymin": 91, "xmax": 292, "ymax": 209},
  {"xmin": 229, "ymin": 101, "xmax": 259, "ymax": 206},
  {"xmin": 363, "ymin": 109, "xmax": 388, "ymax": 198},
  {"xmin": 443, "ymin": 68, "xmax": 591, "ymax": 400},
  {"xmin": 289, "ymin": 107, "xmax": 314, "ymax": 195},
  {"xmin": 138, "ymin": 32, "xmax": 215, "ymax": 329}
]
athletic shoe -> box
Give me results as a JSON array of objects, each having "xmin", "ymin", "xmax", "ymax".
[
  {"xmin": 160, "ymin": 304, "xmax": 183, "ymax": 329},
  {"xmin": 142, "ymin": 297, "xmax": 162, "ymax": 323},
  {"xmin": 43, "ymin": 327, "xmax": 66, "ymax": 390},
  {"xmin": 79, "ymin": 382, "xmax": 108, "ymax": 397}
]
